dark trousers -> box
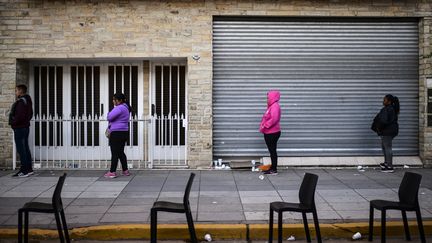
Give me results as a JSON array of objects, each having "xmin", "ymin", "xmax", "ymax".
[
  {"xmin": 381, "ymin": 136, "xmax": 394, "ymax": 167},
  {"xmin": 14, "ymin": 127, "xmax": 32, "ymax": 173},
  {"xmin": 264, "ymin": 131, "xmax": 281, "ymax": 171},
  {"xmin": 109, "ymin": 131, "xmax": 129, "ymax": 173}
]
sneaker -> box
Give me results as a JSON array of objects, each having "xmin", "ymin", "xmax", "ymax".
[
  {"xmin": 104, "ymin": 171, "xmax": 117, "ymax": 178},
  {"xmin": 122, "ymin": 170, "xmax": 130, "ymax": 176},
  {"xmin": 28, "ymin": 170, "xmax": 34, "ymax": 176},
  {"xmin": 12, "ymin": 171, "xmax": 22, "ymax": 177},
  {"xmin": 379, "ymin": 163, "xmax": 387, "ymax": 169},
  {"xmin": 263, "ymin": 170, "xmax": 278, "ymax": 175},
  {"xmin": 18, "ymin": 172, "xmax": 29, "ymax": 178},
  {"xmin": 381, "ymin": 167, "xmax": 394, "ymax": 173}
]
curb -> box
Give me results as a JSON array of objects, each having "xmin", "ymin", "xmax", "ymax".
[{"xmin": 0, "ymin": 221, "xmax": 431, "ymax": 240}]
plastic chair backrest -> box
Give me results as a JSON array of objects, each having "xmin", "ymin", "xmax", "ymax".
[
  {"xmin": 299, "ymin": 173, "xmax": 319, "ymax": 207},
  {"xmin": 398, "ymin": 172, "xmax": 422, "ymax": 206},
  {"xmin": 183, "ymin": 173, "xmax": 195, "ymax": 207},
  {"xmin": 52, "ymin": 173, "xmax": 67, "ymax": 210}
]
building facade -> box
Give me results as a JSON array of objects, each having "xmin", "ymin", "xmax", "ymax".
[{"xmin": 0, "ymin": 0, "xmax": 431, "ymax": 169}]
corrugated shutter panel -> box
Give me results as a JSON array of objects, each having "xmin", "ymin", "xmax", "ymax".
[{"xmin": 213, "ymin": 17, "xmax": 419, "ymax": 158}]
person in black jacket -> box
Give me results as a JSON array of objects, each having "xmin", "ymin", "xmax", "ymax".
[
  {"xmin": 371, "ymin": 94, "xmax": 399, "ymax": 173},
  {"xmin": 9, "ymin": 84, "xmax": 33, "ymax": 177}
]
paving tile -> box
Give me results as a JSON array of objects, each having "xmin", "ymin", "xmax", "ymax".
[
  {"xmin": 244, "ymin": 211, "xmax": 268, "ymax": 221},
  {"xmin": 100, "ymin": 212, "xmax": 149, "ymax": 223},
  {"xmin": 65, "ymin": 213, "xmax": 104, "ymax": 224},
  {"xmin": 199, "ymin": 185, "xmax": 238, "ymax": 191},
  {"xmin": 242, "ymin": 203, "xmax": 269, "ymax": 212},
  {"xmin": 199, "ymin": 191, "xmax": 239, "ymax": 197},
  {"xmin": 0, "ymin": 191, "xmax": 42, "ymax": 198},
  {"xmin": 113, "ymin": 197, "xmax": 156, "ymax": 205},
  {"xmin": 0, "ymin": 215, "xmax": 11, "ymax": 224},
  {"xmin": 78, "ymin": 191, "xmax": 121, "ymax": 198},
  {"xmin": 157, "ymin": 211, "xmax": 197, "ymax": 222},
  {"xmin": 0, "ymin": 206, "xmax": 22, "ymax": 215},
  {"xmin": 158, "ymin": 191, "xmax": 198, "ymax": 198},
  {"xmin": 240, "ymin": 196, "xmax": 282, "ymax": 204},
  {"xmin": 107, "ymin": 205, "xmax": 153, "ymax": 213},
  {"xmin": 117, "ymin": 192, "xmax": 160, "ymax": 198},
  {"xmin": 198, "ymin": 211, "xmax": 244, "ymax": 222},
  {"xmin": 238, "ymin": 190, "xmax": 279, "ymax": 197},
  {"xmin": 70, "ymin": 198, "xmax": 115, "ymax": 206},
  {"xmin": 4, "ymin": 213, "xmax": 54, "ymax": 226},
  {"xmin": 65, "ymin": 205, "xmax": 110, "ymax": 214},
  {"xmin": 198, "ymin": 203, "xmax": 242, "ymax": 212}
]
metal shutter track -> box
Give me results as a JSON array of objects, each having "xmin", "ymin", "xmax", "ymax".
[{"xmin": 213, "ymin": 18, "xmax": 419, "ymax": 157}]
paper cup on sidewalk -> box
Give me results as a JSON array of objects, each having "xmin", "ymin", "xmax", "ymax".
[{"xmin": 352, "ymin": 232, "xmax": 362, "ymax": 240}]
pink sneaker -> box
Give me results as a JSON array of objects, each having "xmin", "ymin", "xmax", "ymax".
[
  {"xmin": 104, "ymin": 171, "xmax": 117, "ymax": 178},
  {"xmin": 122, "ymin": 170, "xmax": 130, "ymax": 176}
]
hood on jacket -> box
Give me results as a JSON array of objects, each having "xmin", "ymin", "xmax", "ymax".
[{"xmin": 267, "ymin": 90, "xmax": 280, "ymax": 107}]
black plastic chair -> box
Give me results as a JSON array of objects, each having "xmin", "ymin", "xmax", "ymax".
[
  {"xmin": 18, "ymin": 173, "xmax": 69, "ymax": 243},
  {"xmin": 269, "ymin": 173, "xmax": 322, "ymax": 243},
  {"xmin": 369, "ymin": 172, "xmax": 425, "ymax": 243},
  {"xmin": 151, "ymin": 172, "xmax": 197, "ymax": 243}
]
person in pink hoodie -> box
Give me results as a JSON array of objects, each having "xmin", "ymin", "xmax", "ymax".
[{"xmin": 260, "ymin": 91, "xmax": 281, "ymax": 175}]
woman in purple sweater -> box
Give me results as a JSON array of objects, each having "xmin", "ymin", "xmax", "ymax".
[{"xmin": 104, "ymin": 93, "xmax": 132, "ymax": 178}]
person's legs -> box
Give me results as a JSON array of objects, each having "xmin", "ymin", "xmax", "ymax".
[
  {"xmin": 109, "ymin": 133, "xmax": 122, "ymax": 173},
  {"xmin": 118, "ymin": 131, "xmax": 128, "ymax": 172},
  {"xmin": 381, "ymin": 136, "xmax": 393, "ymax": 168},
  {"xmin": 23, "ymin": 127, "xmax": 32, "ymax": 173},
  {"xmin": 264, "ymin": 132, "xmax": 281, "ymax": 172},
  {"xmin": 14, "ymin": 128, "xmax": 30, "ymax": 174}
]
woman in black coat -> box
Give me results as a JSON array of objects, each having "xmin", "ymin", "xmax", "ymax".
[{"xmin": 371, "ymin": 94, "xmax": 399, "ymax": 173}]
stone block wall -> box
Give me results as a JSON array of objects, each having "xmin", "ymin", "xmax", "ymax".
[{"xmin": 0, "ymin": 0, "xmax": 431, "ymax": 168}]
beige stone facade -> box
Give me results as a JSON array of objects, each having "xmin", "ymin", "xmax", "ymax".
[{"xmin": 0, "ymin": 0, "xmax": 431, "ymax": 168}]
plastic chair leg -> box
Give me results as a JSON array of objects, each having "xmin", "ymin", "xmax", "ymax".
[
  {"xmin": 312, "ymin": 209, "xmax": 322, "ymax": 243},
  {"xmin": 150, "ymin": 209, "xmax": 157, "ymax": 243},
  {"xmin": 302, "ymin": 212, "xmax": 311, "ymax": 243},
  {"xmin": 368, "ymin": 205, "xmax": 374, "ymax": 241},
  {"xmin": 381, "ymin": 210, "xmax": 386, "ymax": 243},
  {"xmin": 269, "ymin": 208, "xmax": 273, "ymax": 243},
  {"xmin": 416, "ymin": 209, "xmax": 426, "ymax": 243},
  {"xmin": 401, "ymin": 210, "xmax": 411, "ymax": 241}
]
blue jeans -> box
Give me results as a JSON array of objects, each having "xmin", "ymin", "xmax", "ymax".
[{"xmin": 14, "ymin": 127, "xmax": 32, "ymax": 173}]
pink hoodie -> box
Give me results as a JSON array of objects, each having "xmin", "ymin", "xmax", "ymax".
[{"xmin": 259, "ymin": 91, "xmax": 281, "ymax": 134}]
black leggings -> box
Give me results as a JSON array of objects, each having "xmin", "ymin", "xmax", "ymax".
[
  {"xmin": 109, "ymin": 131, "xmax": 129, "ymax": 173},
  {"xmin": 264, "ymin": 131, "xmax": 281, "ymax": 171}
]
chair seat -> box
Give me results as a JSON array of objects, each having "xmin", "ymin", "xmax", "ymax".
[
  {"xmin": 370, "ymin": 200, "xmax": 416, "ymax": 211},
  {"xmin": 270, "ymin": 201, "xmax": 313, "ymax": 213},
  {"xmin": 20, "ymin": 202, "xmax": 54, "ymax": 213},
  {"xmin": 152, "ymin": 201, "xmax": 186, "ymax": 213}
]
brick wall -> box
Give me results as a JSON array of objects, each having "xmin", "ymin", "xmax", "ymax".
[{"xmin": 0, "ymin": 0, "xmax": 431, "ymax": 168}]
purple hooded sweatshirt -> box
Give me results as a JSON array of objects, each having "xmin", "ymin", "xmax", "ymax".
[
  {"xmin": 107, "ymin": 103, "xmax": 130, "ymax": 132},
  {"xmin": 259, "ymin": 91, "xmax": 281, "ymax": 134}
]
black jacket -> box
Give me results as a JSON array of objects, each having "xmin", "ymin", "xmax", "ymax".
[
  {"xmin": 371, "ymin": 105, "xmax": 398, "ymax": 137},
  {"xmin": 9, "ymin": 95, "xmax": 33, "ymax": 129}
]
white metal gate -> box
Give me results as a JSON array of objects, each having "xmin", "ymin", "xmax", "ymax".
[
  {"xmin": 151, "ymin": 63, "xmax": 187, "ymax": 166},
  {"xmin": 28, "ymin": 63, "xmax": 148, "ymax": 169}
]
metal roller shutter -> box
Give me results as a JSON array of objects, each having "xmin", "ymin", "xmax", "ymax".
[{"xmin": 212, "ymin": 17, "xmax": 419, "ymax": 158}]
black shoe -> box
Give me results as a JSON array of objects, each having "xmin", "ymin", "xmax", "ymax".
[
  {"xmin": 12, "ymin": 171, "xmax": 22, "ymax": 177},
  {"xmin": 17, "ymin": 172, "xmax": 29, "ymax": 178},
  {"xmin": 28, "ymin": 170, "xmax": 34, "ymax": 176},
  {"xmin": 379, "ymin": 163, "xmax": 387, "ymax": 169},
  {"xmin": 381, "ymin": 166, "xmax": 394, "ymax": 173},
  {"xmin": 264, "ymin": 170, "xmax": 278, "ymax": 175}
]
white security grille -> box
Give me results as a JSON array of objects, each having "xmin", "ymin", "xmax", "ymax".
[
  {"xmin": 151, "ymin": 64, "xmax": 187, "ymax": 166},
  {"xmin": 27, "ymin": 63, "xmax": 151, "ymax": 169}
]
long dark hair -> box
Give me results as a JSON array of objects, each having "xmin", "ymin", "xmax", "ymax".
[
  {"xmin": 385, "ymin": 94, "xmax": 400, "ymax": 114},
  {"xmin": 113, "ymin": 93, "xmax": 132, "ymax": 113}
]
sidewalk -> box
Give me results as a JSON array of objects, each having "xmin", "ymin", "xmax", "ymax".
[{"xmin": 0, "ymin": 168, "xmax": 431, "ymax": 228}]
